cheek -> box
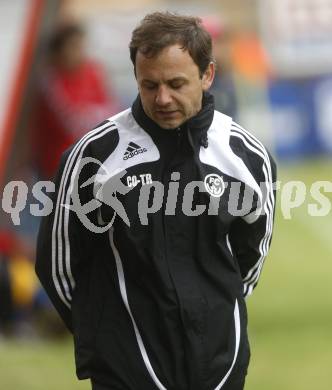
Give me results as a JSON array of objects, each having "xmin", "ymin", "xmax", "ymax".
[
  {"xmin": 184, "ymin": 88, "xmax": 202, "ymax": 110},
  {"xmin": 140, "ymin": 93, "xmax": 153, "ymax": 110}
]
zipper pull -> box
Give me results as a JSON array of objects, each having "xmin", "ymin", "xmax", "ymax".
[{"xmin": 176, "ymin": 127, "xmax": 181, "ymax": 147}]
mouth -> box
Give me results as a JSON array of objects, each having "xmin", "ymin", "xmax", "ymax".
[{"xmin": 155, "ymin": 110, "xmax": 179, "ymax": 118}]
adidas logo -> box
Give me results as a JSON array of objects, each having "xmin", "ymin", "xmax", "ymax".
[{"xmin": 123, "ymin": 142, "xmax": 147, "ymax": 160}]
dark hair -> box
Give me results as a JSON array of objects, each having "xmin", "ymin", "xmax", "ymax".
[
  {"xmin": 129, "ymin": 12, "xmax": 214, "ymax": 77},
  {"xmin": 49, "ymin": 23, "xmax": 84, "ymax": 54}
]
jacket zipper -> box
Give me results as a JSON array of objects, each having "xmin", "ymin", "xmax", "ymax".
[{"xmin": 161, "ymin": 127, "xmax": 181, "ymax": 237}]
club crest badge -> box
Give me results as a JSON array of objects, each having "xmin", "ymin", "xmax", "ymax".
[{"xmin": 204, "ymin": 174, "xmax": 225, "ymax": 197}]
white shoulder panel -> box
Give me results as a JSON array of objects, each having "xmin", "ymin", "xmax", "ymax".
[
  {"xmin": 95, "ymin": 109, "xmax": 160, "ymax": 189},
  {"xmin": 200, "ymin": 111, "xmax": 262, "ymax": 201}
]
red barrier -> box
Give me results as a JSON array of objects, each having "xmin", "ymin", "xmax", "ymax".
[{"xmin": 0, "ymin": 0, "xmax": 44, "ymax": 189}]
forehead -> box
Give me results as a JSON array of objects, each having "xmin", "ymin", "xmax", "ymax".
[{"xmin": 135, "ymin": 44, "xmax": 200, "ymax": 81}]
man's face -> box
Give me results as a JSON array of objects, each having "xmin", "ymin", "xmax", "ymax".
[
  {"xmin": 135, "ymin": 44, "xmax": 214, "ymax": 129},
  {"xmin": 57, "ymin": 33, "xmax": 86, "ymax": 70}
]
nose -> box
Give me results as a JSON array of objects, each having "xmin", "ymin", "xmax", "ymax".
[{"xmin": 155, "ymin": 85, "xmax": 172, "ymax": 106}]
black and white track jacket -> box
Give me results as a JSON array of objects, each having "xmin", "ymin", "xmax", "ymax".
[{"xmin": 36, "ymin": 93, "xmax": 276, "ymax": 390}]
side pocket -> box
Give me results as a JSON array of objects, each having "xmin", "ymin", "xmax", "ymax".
[
  {"xmin": 225, "ymin": 233, "xmax": 233, "ymax": 256},
  {"xmin": 236, "ymin": 296, "xmax": 251, "ymax": 373},
  {"xmin": 225, "ymin": 234, "xmax": 247, "ymax": 297},
  {"xmin": 214, "ymin": 299, "xmax": 241, "ymax": 390},
  {"xmin": 72, "ymin": 259, "xmax": 106, "ymax": 379}
]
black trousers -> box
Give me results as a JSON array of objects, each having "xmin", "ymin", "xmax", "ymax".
[{"xmin": 91, "ymin": 377, "xmax": 246, "ymax": 390}]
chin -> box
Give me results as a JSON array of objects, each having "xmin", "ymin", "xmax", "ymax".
[
  {"xmin": 160, "ymin": 123, "xmax": 178, "ymax": 130},
  {"xmin": 155, "ymin": 120, "xmax": 179, "ymax": 130},
  {"xmin": 158, "ymin": 117, "xmax": 187, "ymax": 130}
]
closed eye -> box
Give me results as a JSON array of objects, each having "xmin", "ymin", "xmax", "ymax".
[
  {"xmin": 169, "ymin": 80, "xmax": 185, "ymax": 89},
  {"xmin": 142, "ymin": 81, "xmax": 158, "ymax": 90}
]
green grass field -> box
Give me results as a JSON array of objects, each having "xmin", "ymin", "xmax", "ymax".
[{"xmin": 1, "ymin": 158, "xmax": 332, "ymax": 390}]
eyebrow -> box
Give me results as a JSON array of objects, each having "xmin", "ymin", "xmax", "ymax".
[
  {"xmin": 141, "ymin": 76, "xmax": 188, "ymax": 85},
  {"xmin": 168, "ymin": 77, "xmax": 187, "ymax": 82},
  {"xmin": 141, "ymin": 76, "xmax": 188, "ymax": 84}
]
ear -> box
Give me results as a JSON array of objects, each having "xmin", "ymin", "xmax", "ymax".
[{"xmin": 202, "ymin": 62, "xmax": 215, "ymax": 91}]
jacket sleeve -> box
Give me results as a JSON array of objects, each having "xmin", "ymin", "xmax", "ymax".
[
  {"xmin": 228, "ymin": 150, "xmax": 277, "ymax": 298},
  {"xmin": 35, "ymin": 143, "xmax": 99, "ymax": 332}
]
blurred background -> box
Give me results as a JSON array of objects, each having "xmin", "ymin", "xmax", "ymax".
[{"xmin": 0, "ymin": 0, "xmax": 332, "ymax": 389}]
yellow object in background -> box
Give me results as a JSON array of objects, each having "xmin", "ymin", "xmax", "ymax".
[{"xmin": 8, "ymin": 255, "xmax": 38, "ymax": 307}]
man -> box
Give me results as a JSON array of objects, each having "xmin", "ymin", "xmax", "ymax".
[
  {"xmin": 36, "ymin": 12, "xmax": 276, "ymax": 390},
  {"xmin": 33, "ymin": 23, "xmax": 119, "ymax": 179}
]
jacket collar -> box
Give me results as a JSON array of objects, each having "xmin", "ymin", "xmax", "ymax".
[{"xmin": 131, "ymin": 92, "xmax": 215, "ymax": 147}]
